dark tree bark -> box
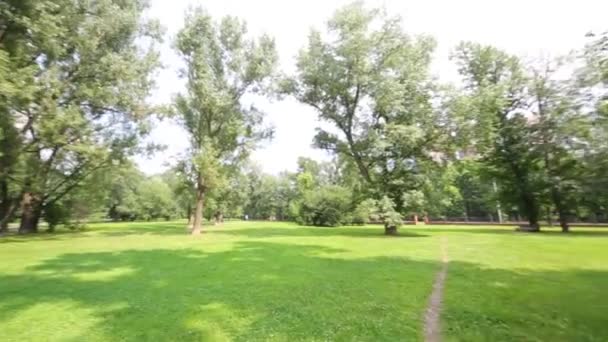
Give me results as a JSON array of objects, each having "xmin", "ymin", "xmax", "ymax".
[
  {"xmin": 521, "ymin": 190, "xmax": 540, "ymax": 231},
  {"xmin": 18, "ymin": 192, "xmax": 42, "ymax": 234},
  {"xmin": 186, "ymin": 205, "xmax": 193, "ymax": 225},
  {"xmin": 551, "ymin": 188, "xmax": 569, "ymax": 232},
  {"xmin": 0, "ymin": 180, "xmax": 17, "ymax": 233},
  {"xmin": 384, "ymin": 224, "xmax": 397, "ymax": 235},
  {"xmin": 214, "ymin": 211, "xmax": 223, "ymax": 225},
  {"xmin": 191, "ymin": 174, "xmax": 205, "ymax": 235}
]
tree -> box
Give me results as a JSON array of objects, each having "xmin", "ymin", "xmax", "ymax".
[
  {"xmin": 137, "ymin": 177, "xmax": 179, "ymax": 221},
  {"xmin": 173, "ymin": 8, "xmax": 278, "ymax": 234},
  {"xmin": 451, "ymin": 42, "xmax": 544, "ymax": 230},
  {"xmin": 294, "ymin": 185, "xmax": 352, "ymax": 227},
  {"xmin": 1, "ymin": 0, "xmax": 161, "ymax": 233},
  {"xmin": 375, "ymin": 196, "xmax": 402, "ymax": 235},
  {"xmin": 528, "ymin": 58, "xmax": 590, "ymax": 232},
  {"xmin": 352, "ymin": 198, "xmax": 377, "ymax": 224},
  {"xmin": 287, "ymin": 2, "xmax": 438, "ymax": 233},
  {"xmin": 576, "ymin": 31, "xmax": 608, "ymax": 222},
  {"xmin": 401, "ymin": 190, "xmax": 427, "ymax": 224}
]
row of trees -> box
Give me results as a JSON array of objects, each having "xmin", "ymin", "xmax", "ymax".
[
  {"xmin": 1, "ymin": 1, "xmax": 606, "ymax": 235},
  {"xmin": 171, "ymin": 2, "xmax": 607, "ymax": 234}
]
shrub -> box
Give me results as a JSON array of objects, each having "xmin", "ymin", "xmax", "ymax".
[
  {"xmin": 43, "ymin": 202, "xmax": 71, "ymax": 232},
  {"xmin": 377, "ymin": 196, "xmax": 402, "ymax": 235},
  {"xmin": 352, "ymin": 199, "xmax": 378, "ymax": 225},
  {"xmin": 295, "ymin": 185, "xmax": 352, "ymax": 227}
]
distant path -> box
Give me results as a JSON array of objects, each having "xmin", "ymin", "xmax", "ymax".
[{"xmin": 424, "ymin": 237, "xmax": 449, "ymax": 342}]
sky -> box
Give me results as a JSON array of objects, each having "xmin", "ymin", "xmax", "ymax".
[{"xmin": 136, "ymin": 0, "xmax": 608, "ymax": 175}]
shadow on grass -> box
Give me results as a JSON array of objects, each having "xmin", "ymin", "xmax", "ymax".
[
  {"xmin": 415, "ymin": 226, "xmax": 608, "ymax": 237},
  {"xmin": 0, "ymin": 241, "xmax": 436, "ymax": 341},
  {"xmin": 0, "ymin": 222, "xmax": 191, "ymax": 242},
  {"xmin": 213, "ymin": 226, "xmax": 428, "ymax": 239},
  {"xmin": 0, "ymin": 229, "xmax": 86, "ymax": 243},
  {"xmin": 5, "ymin": 221, "xmax": 607, "ymax": 243},
  {"xmin": 1, "ymin": 240, "xmax": 607, "ymax": 340}
]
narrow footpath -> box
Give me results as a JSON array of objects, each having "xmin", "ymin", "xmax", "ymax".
[{"xmin": 424, "ymin": 237, "xmax": 449, "ymax": 342}]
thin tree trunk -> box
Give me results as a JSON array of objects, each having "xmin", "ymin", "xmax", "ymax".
[
  {"xmin": 18, "ymin": 192, "xmax": 42, "ymax": 234},
  {"xmin": 522, "ymin": 192, "xmax": 541, "ymax": 231},
  {"xmin": 413, "ymin": 214, "xmax": 419, "ymax": 225},
  {"xmin": 191, "ymin": 175, "xmax": 205, "ymax": 235},
  {"xmin": 186, "ymin": 205, "xmax": 193, "ymax": 225},
  {"xmin": 0, "ymin": 180, "xmax": 13, "ymax": 233},
  {"xmin": 0, "ymin": 200, "xmax": 16, "ymax": 233},
  {"xmin": 492, "ymin": 180, "xmax": 504, "ymax": 223},
  {"xmin": 546, "ymin": 207, "xmax": 553, "ymax": 227},
  {"xmin": 551, "ymin": 188, "xmax": 569, "ymax": 233}
]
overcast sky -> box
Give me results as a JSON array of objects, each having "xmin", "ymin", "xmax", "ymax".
[{"xmin": 136, "ymin": 0, "xmax": 608, "ymax": 175}]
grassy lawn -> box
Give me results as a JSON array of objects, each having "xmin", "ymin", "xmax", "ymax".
[{"xmin": 1, "ymin": 221, "xmax": 607, "ymax": 341}]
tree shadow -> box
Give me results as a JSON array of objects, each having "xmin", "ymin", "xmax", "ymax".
[
  {"xmin": 415, "ymin": 226, "xmax": 608, "ymax": 237},
  {"xmin": 0, "ymin": 229, "xmax": 87, "ymax": 243},
  {"xmin": 0, "ymin": 241, "xmax": 436, "ymax": 341},
  {"xmin": 213, "ymin": 225, "xmax": 429, "ymax": 239},
  {"xmin": 0, "ymin": 222, "xmax": 193, "ymax": 242},
  {"xmin": 93, "ymin": 222, "xmax": 191, "ymax": 237},
  {"xmin": 0, "ymin": 240, "xmax": 607, "ymax": 341}
]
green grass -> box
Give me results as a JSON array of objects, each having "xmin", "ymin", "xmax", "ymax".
[{"xmin": 0, "ymin": 221, "xmax": 607, "ymax": 341}]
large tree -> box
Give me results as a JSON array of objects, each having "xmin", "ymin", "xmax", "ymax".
[
  {"xmin": 451, "ymin": 42, "xmax": 544, "ymax": 230},
  {"xmin": 576, "ymin": 31, "xmax": 608, "ymax": 221},
  {"xmin": 287, "ymin": 2, "xmax": 438, "ymax": 233},
  {"xmin": 1, "ymin": 0, "xmax": 161, "ymax": 233},
  {"xmin": 527, "ymin": 58, "xmax": 591, "ymax": 232},
  {"xmin": 174, "ymin": 8, "xmax": 278, "ymax": 234}
]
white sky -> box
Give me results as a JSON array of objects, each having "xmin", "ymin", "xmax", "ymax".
[{"xmin": 136, "ymin": 0, "xmax": 608, "ymax": 175}]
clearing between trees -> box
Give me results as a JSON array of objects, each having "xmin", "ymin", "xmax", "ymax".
[{"xmin": 1, "ymin": 221, "xmax": 607, "ymax": 341}]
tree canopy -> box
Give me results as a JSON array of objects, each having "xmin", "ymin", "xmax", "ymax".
[{"xmin": 1, "ymin": 1, "xmax": 607, "ymax": 235}]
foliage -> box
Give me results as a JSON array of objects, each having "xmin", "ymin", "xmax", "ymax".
[
  {"xmin": 352, "ymin": 198, "xmax": 378, "ymax": 225},
  {"xmin": 376, "ymin": 196, "xmax": 403, "ymax": 229},
  {"xmin": 294, "ymin": 185, "xmax": 352, "ymax": 227},
  {"xmin": 451, "ymin": 42, "xmax": 544, "ymax": 228},
  {"xmin": 173, "ymin": 7, "xmax": 278, "ymax": 232},
  {"xmin": 287, "ymin": 1, "xmax": 439, "ymax": 216},
  {"xmin": 0, "ymin": 0, "xmax": 162, "ymax": 232},
  {"xmin": 401, "ymin": 190, "xmax": 427, "ymax": 217}
]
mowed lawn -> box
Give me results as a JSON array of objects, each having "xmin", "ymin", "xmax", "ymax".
[{"xmin": 1, "ymin": 222, "xmax": 607, "ymax": 341}]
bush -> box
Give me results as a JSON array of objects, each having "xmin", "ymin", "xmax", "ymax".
[
  {"xmin": 351, "ymin": 199, "xmax": 378, "ymax": 225},
  {"xmin": 295, "ymin": 185, "xmax": 352, "ymax": 227},
  {"xmin": 43, "ymin": 202, "xmax": 71, "ymax": 232},
  {"xmin": 377, "ymin": 196, "xmax": 403, "ymax": 233}
]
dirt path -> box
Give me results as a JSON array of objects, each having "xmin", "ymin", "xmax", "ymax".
[{"xmin": 424, "ymin": 237, "xmax": 449, "ymax": 342}]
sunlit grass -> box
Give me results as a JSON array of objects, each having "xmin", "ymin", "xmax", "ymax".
[{"xmin": 0, "ymin": 221, "xmax": 607, "ymax": 341}]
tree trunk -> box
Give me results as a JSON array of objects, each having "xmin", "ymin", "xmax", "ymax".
[
  {"xmin": 18, "ymin": 192, "xmax": 42, "ymax": 234},
  {"xmin": 214, "ymin": 211, "xmax": 223, "ymax": 225},
  {"xmin": 0, "ymin": 200, "xmax": 16, "ymax": 233},
  {"xmin": 550, "ymin": 187, "xmax": 569, "ymax": 233},
  {"xmin": 546, "ymin": 207, "xmax": 553, "ymax": 227},
  {"xmin": 522, "ymin": 191, "xmax": 540, "ymax": 231},
  {"xmin": 413, "ymin": 214, "xmax": 419, "ymax": 225},
  {"xmin": 384, "ymin": 224, "xmax": 397, "ymax": 235},
  {"xmin": 191, "ymin": 176, "xmax": 205, "ymax": 235},
  {"xmin": 186, "ymin": 205, "xmax": 192, "ymax": 224},
  {"xmin": 0, "ymin": 180, "xmax": 15, "ymax": 233}
]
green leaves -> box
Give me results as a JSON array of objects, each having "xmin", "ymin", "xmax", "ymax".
[
  {"xmin": 289, "ymin": 2, "xmax": 438, "ymax": 217},
  {"xmin": 174, "ymin": 7, "xmax": 278, "ymax": 158},
  {"xmin": 0, "ymin": 0, "xmax": 162, "ymax": 230}
]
